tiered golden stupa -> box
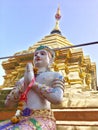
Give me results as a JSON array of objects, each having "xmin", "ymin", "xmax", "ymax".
[{"xmin": 0, "ymin": 7, "xmax": 98, "ymax": 130}]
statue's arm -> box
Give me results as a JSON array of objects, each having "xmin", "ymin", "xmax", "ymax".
[
  {"xmin": 5, "ymin": 77, "xmax": 24, "ymax": 107},
  {"xmin": 33, "ymin": 73, "xmax": 64, "ymax": 104},
  {"xmin": 5, "ymin": 63, "xmax": 34, "ymax": 107}
]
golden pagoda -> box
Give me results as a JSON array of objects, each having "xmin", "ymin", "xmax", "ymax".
[{"xmin": 0, "ymin": 7, "xmax": 98, "ymax": 130}]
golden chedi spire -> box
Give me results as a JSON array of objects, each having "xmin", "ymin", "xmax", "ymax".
[{"xmin": 51, "ymin": 6, "xmax": 62, "ymax": 34}]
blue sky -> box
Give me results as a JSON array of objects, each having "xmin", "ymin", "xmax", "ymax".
[{"xmin": 0, "ymin": 0, "xmax": 98, "ymax": 85}]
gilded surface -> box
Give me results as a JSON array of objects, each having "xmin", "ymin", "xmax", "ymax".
[{"xmin": 0, "ymin": 33, "xmax": 97, "ymax": 130}]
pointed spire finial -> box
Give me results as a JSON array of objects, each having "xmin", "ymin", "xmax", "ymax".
[
  {"xmin": 55, "ymin": 5, "xmax": 61, "ymax": 21},
  {"xmin": 51, "ymin": 6, "xmax": 62, "ymax": 35}
]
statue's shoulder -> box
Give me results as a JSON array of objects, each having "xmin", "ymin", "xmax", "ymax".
[{"xmin": 47, "ymin": 71, "xmax": 64, "ymax": 81}]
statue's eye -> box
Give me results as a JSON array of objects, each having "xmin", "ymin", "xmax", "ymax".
[
  {"xmin": 40, "ymin": 51, "xmax": 46, "ymax": 55},
  {"xmin": 34, "ymin": 52, "xmax": 38, "ymax": 56},
  {"xmin": 41, "ymin": 52, "xmax": 45, "ymax": 55}
]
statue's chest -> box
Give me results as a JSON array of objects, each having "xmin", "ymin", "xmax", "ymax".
[{"xmin": 36, "ymin": 72, "xmax": 55, "ymax": 86}]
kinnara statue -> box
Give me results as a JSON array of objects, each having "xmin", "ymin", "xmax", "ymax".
[{"xmin": 0, "ymin": 45, "xmax": 64, "ymax": 130}]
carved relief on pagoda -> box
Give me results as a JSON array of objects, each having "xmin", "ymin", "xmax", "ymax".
[{"xmin": 53, "ymin": 47, "xmax": 96, "ymax": 90}]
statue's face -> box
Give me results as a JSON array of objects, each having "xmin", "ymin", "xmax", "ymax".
[{"xmin": 33, "ymin": 49, "xmax": 51, "ymax": 68}]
